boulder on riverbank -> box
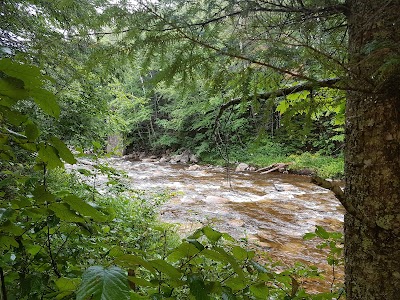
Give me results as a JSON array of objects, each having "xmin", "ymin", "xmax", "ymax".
[
  {"xmin": 235, "ymin": 163, "xmax": 250, "ymax": 172},
  {"xmin": 170, "ymin": 149, "xmax": 198, "ymax": 164},
  {"xmin": 123, "ymin": 149, "xmax": 199, "ymax": 165}
]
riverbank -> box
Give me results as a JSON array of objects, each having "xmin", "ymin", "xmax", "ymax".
[
  {"xmin": 122, "ymin": 149, "xmax": 344, "ymax": 179},
  {"xmin": 201, "ymin": 151, "xmax": 344, "ymax": 179}
]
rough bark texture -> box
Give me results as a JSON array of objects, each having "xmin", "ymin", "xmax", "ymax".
[{"xmin": 345, "ymin": 0, "xmax": 400, "ymax": 299}]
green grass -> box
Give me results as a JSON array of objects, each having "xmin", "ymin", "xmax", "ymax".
[{"xmin": 200, "ymin": 142, "xmax": 344, "ymax": 179}]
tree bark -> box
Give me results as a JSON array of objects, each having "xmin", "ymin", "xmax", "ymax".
[{"xmin": 345, "ymin": 0, "xmax": 400, "ymax": 299}]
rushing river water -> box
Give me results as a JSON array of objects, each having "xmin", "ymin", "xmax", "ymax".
[{"xmin": 102, "ymin": 158, "xmax": 344, "ymax": 272}]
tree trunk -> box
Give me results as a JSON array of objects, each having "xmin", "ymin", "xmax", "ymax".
[{"xmin": 345, "ymin": 0, "xmax": 400, "ymax": 299}]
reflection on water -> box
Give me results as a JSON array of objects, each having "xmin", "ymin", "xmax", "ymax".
[{"xmin": 104, "ymin": 158, "xmax": 344, "ymax": 270}]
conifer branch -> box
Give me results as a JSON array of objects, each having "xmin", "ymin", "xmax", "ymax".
[{"xmin": 214, "ymin": 77, "xmax": 341, "ymax": 125}]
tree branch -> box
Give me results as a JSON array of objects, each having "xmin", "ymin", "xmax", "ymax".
[
  {"xmin": 214, "ymin": 77, "xmax": 341, "ymax": 125},
  {"xmin": 0, "ymin": 267, "xmax": 7, "ymax": 300}
]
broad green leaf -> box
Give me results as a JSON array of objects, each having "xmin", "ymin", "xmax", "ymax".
[
  {"xmin": 201, "ymin": 249, "xmax": 227, "ymax": 262},
  {"xmin": 202, "ymin": 226, "xmax": 222, "ymax": 243},
  {"xmin": 214, "ymin": 247, "xmax": 244, "ymax": 279},
  {"xmin": 186, "ymin": 239, "xmax": 205, "ymax": 251},
  {"xmin": 128, "ymin": 276, "xmax": 156, "ymax": 287},
  {"xmin": 167, "ymin": 242, "xmax": 200, "ymax": 262},
  {"xmin": 31, "ymin": 89, "xmax": 60, "ymax": 118},
  {"xmin": 32, "ymin": 185, "xmax": 56, "ymax": 204},
  {"xmin": 221, "ymin": 233, "xmax": 235, "ymax": 242},
  {"xmin": 0, "ymin": 77, "xmax": 29, "ymax": 100},
  {"xmin": 315, "ymin": 226, "xmax": 330, "ymax": 239},
  {"xmin": 108, "ymin": 246, "xmax": 124, "ymax": 257},
  {"xmin": 49, "ymin": 136, "xmax": 76, "ymax": 164},
  {"xmin": 225, "ymin": 276, "xmax": 247, "ymax": 292},
  {"xmin": 76, "ymin": 266, "xmax": 130, "ymax": 300},
  {"xmin": 187, "ymin": 274, "xmax": 209, "ymax": 300},
  {"xmin": 0, "ymin": 220, "xmax": 24, "ymax": 235},
  {"xmin": 3, "ymin": 108, "xmax": 28, "ymax": 126},
  {"xmin": 303, "ymin": 232, "xmax": 317, "ymax": 240},
  {"xmin": 115, "ymin": 254, "xmax": 156, "ymax": 274},
  {"xmin": 249, "ymin": 283, "xmax": 270, "ymax": 299},
  {"xmin": 26, "ymin": 244, "xmax": 42, "ymax": 256},
  {"xmin": 48, "ymin": 203, "xmax": 85, "ymax": 223},
  {"xmin": 55, "ymin": 277, "xmax": 81, "ymax": 291},
  {"xmin": 276, "ymin": 100, "xmax": 289, "ymax": 114},
  {"xmin": 0, "ymin": 208, "xmax": 14, "ymax": 224},
  {"xmin": 286, "ymin": 90, "xmax": 310, "ymax": 101},
  {"xmin": 64, "ymin": 195, "xmax": 107, "ymax": 222},
  {"xmin": 0, "ymin": 236, "xmax": 18, "ymax": 249},
  {"xmin": 0, "ymin": 58, "xmax": 43, "ymax": 88},
  {"xmin": 149, "ymin": 259, "xmax": 181, "ymax": 279},
  {"xmin": 37, "ymin": 143, "xmax": 63, "ymax": 169},
  {"xmin": 25, "ymin": 122, "xmax": 40, "ymax": 142},
  {"xmin": 232, "ymin": 246, "xmax": 248, "ymax": 261},
  {"xmin": 187, "ymin": 228, "xmax": 203, "ymax": 239}
]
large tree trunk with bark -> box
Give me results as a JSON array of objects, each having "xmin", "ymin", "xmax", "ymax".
[{"xmin": 345, "ymin": 0, "xmax": 400, "ymax": 299}]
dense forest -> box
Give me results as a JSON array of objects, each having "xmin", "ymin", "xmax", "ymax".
[{"xmin": 1, "ymin": 0, "xmax": 399, "ymax": 299}]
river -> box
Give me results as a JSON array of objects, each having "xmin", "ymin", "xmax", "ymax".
[{"xmin": 102, "ymin": 158, "xmax": 344, "ymax": 270}]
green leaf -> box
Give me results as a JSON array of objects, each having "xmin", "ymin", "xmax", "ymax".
[
  {"xmin": 37, "ymin": 143, "xmax": 63, "ymax": 169},
  {"xmin": 32, "ymin": 89, "xmax": 60, "ymax": 118},
  {"xmin": 249, "ymin": 283, "xmax": 270, "ymax": 299},
  {"xmin": 149, "ymin": 259, "xmax": 181, "ymax": 279},
  {"xmin": 286, "ymin": 90, "xmax": 310, "ymax": 101},
  {"xmin": 186, "ymin": 239, "xmax": 205, "ymax": 251},
  {"xmin": 214, "ymin": 247, "xmax": 244, "ymax": 279},
  {"xmin": 25, "ymin": 122, "xmax": 40, "ymax": 142},
  {"xmin": 128, "ymin": 276, "xmax": 156, "ymax": 287},
  {"xmin": 108, "ymin": 246, "xmax": 124, "ymax": 257},
  {"xmin": 55, "ymin": 277, "xmax": 81, "ymax": 291},
  {"xmin": 315, "ymin": 226, "xmax": 330, "ymax": 239},
  {"xmin": 250, "ymin": 261, "xmax": 269, "ymax": 273},
  {"xmin": 76, "ymin": 266, "xmax": 130, "ymax": 300},
  {"xmin": 225, "ymin": 276, "xmax": 247, "ymax": 292},
  {"xmin": 115, "ymin": 254, "xmax": 156, "ymax": 274},
  {"xmin": 48, "ymin": 203, "xmax": 85, "ymax": 223},
  {"xmin": 0, "ymin": 77, "xmax": 29, "ymax": 100},
  {"xmin": 303, "ymin": 232, "xmax": 317, "ymax": 240},
  {"xmin": 49, "ymin": 136, "xmax": 76, "ymax": 164},
  {"xmin": 26, "ymin": 244, "xmax": 42, "ymax": 256},
  {"xmin": 202, "ymin": 226, "xmax": 222, "ymax": 243},
  {"xmin": 187, "ymin": 228, "xmax": 203, "ymax": 239},
  {"xmin": 3, "ymin": 108, "xmax": 28, "ymax": 126},
  {"xmin": 0, "ymin": 208, "xmax": 14, "ymax": 224},
  {"xmin": 201, "ymin": 249, "xmax": 227, "ymax": 262},
  {"xmin": 232, "ymin": 246, "xmax": 248, "ymax": 261},
  {"xmin": 276, "ymin": 100, "xmax": 289, "ymax": 114},
  {"xmin": 63, "ymin": 195, "xmax": 107, "ymax": 222},
  {"xmin": 0, "ymin": 220, "xmax": 24, "ymax": 235},
  {"xmin": 167, "ymin": 242, "xmax": 200, "ymax": 262},
  {"xmin": 32, "ymin": 185, "xmax": 56, "ymax": 204},
  {"xmin": 188, "ymin": 274, "xmax": 210, "ymax": 300},
  {"xmin": 0, "ymin": 236, "xmax": 18, "ymax": 249}
]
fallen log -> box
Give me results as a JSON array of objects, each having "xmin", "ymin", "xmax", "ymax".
[{"xmin": 259, "ymin": 163, "xmax": 290, "ymax": 174}]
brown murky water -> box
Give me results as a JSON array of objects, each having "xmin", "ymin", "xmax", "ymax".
[{"xmin": 106, "ymin": 158, "xmax": 344, "ymax": 272}]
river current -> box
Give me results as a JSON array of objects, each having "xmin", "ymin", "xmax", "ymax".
[{"xmin": 101, "ymin": 158, "xmax": 344, "ymax": 271}]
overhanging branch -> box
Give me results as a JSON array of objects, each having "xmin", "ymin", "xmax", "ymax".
[{"xmin": 214, "ymin": 77, "xmax": 342, "ymax": 125}]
